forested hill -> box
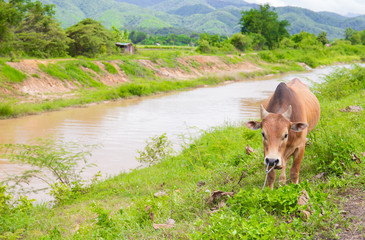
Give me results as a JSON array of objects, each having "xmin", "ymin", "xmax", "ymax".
[{"xmin": 40, "ymin": 0, "xmax": 365, "ymax": 39}]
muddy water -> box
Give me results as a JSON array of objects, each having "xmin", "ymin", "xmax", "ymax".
[{"xmin": 0, "ymin": 64, "xmax": 359, "ymax": 201}]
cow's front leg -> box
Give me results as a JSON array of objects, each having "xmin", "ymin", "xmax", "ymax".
[
  {"xmin": 290, "ymin": 147, "xmax": 305, "ymax": 184},
  {"xmin": 267, "ymin": 168, "xmax": 276, "ymax": 190}
]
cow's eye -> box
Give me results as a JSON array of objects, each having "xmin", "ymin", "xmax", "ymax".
[
  {"xmin": 283, "ymin": 133, "xmax": 288, "ymax": 140},
  {"xmin": 261, "ymin": 133, "xmax": 265, "ymax": 138}
]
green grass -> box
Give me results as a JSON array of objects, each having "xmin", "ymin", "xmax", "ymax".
[
  {"xmin": 0, "ymin": 64, "xmax": 27, "ymax": 83},
  {"xmin": 258, "ymin": 44, "xmax": 365, "ymax": 68},
  {"xmin": 1, "ymin": 65, "xmax": 364, "ymax": 239},
  {"xmin": 102, "ymin": 62, "xmax": 118, "ymax": 74},
  {"xmin": 38, "ymin": 60, "xmax": 103, "ymax": 87}
]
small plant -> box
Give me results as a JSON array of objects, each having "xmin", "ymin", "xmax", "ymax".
[
  {"xmin": 31, "ymin": 73, "xmax": 40, "ymax": 78},
  {"xmin": 136, "ymin": 133, "xmax": 173, "ymax": 166},
  {"xmin": 0, "ymin": 138, "xmax": 99, "ymax": 203}
]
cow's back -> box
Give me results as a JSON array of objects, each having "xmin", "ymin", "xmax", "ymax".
[{"xmin": 264, "ymin": 78, "xmax": 320, "ymax": 132}]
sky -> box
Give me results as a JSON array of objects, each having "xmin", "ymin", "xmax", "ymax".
[{"xmin": 243, "ymin": 0, "xmax": 365, "ymax": 16}]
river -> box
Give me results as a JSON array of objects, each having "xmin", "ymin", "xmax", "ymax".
[{"xmin": 0, "ymin": 64, "xmax": 360, "ymax": 201}]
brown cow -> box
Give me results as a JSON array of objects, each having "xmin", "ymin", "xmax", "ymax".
[{"xmin": 245, "ymin": 78, "xmax": 320, "ymax": 189}]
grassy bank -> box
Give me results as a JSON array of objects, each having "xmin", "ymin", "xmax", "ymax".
[
  {"xmin": 1, "ymin": 64, "xmax": 364, "ymax": 239},
  {"xmin": 0, "ymin": 44, "xmax": 364, "ymax": 119}
]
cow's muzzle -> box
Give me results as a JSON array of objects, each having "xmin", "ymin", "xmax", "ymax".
[{"xmin": 265, "ymin": 158, "xmax": 279, "ymax": 166}]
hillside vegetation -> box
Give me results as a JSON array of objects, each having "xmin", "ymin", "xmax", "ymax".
[{"xmin": 39, "ymin": 0, "xmax": 365, "ymax": 39}]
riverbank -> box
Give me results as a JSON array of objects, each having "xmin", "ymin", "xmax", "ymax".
[
  {"xmin": 1, "ymin": 64, "xmax": 364, "ymax": 238},
  {"xmin": 1, "ymin": 44, "xmax": 364, "ymax": 119}
]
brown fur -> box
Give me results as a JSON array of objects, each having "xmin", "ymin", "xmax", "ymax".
[{"xmin": 246, "ymin": 78, "xmax": 320, "ymax": 189}]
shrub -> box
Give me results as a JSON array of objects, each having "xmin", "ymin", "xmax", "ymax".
[
  {"xmin": 0, "ymin": 138, "xmax": 99, "ymax": 204},
  {"xmin": 314, "ymin": 64, "xmax": 365, "ymax": 100},
  {"xmin": 230, "ymin": 33, "xmax": 252, "ymax": 52},
  {"xmin": 136, "ymin": 133, "xmax": 173, "ymax": 166}
]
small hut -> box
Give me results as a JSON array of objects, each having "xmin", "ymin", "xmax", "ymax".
[{"xmin": 115, "ymin": 42, "xmax": 134, "ymax": 54}]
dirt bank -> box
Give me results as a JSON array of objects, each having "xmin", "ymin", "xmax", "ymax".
[{"xmin": 3, "ymin": 55, "xmax": 262, "ymax": 102}]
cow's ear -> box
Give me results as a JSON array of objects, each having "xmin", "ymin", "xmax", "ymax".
[
  {"xmin": 290, "ymin": 122, "xmax": 308, "ymax": 132},
  {"xmin": 245, "ymin": 121, "xmax": 262, "ymax": 130}
]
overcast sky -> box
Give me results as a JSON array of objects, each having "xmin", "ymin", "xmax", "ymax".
[{"xmin": 243, "ymin": 0, "xmax": 365, "ymax": 16}]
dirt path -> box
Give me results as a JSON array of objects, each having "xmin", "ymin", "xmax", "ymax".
[{"xmin": 340, "ymin": 189, "xmax": 365, "ymax": 239}]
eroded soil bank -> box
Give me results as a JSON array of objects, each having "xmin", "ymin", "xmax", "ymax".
[{"xmin": 2, "ymin": 55, "xmax": 262, "ymax": 103}]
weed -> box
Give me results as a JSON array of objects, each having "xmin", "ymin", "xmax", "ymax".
[
  {"xmin": 0, "ymin": 138, "xmax": 99, "ymax": 204},
  {"xmin": 31, "ymin": 73, "xmax": 40, "ymax": 78},
  {"xmin": 136, "ymin": 133, "xmax": 173, "ymax": 166}
]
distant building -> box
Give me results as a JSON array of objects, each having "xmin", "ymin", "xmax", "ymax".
[{"xmin": 115, "ymin": 42, "xmax": 134, "ymax": 54}]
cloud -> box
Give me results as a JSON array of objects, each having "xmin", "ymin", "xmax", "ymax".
[{"xmin": 243, "ymin": 0, "xmax": 365, "ymax": 16}]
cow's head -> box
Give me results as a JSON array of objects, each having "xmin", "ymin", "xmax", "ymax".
[{"xmin": 245, "ymin": 105, "xmax": 308, "ymax": 168}]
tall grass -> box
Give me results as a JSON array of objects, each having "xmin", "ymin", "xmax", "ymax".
[
  {"xmin": 0, "ymin": 64, "xmax": 27, "ymax": 83},
  {"xmin": 258, "ymin": 44, "xmax": 365, "ymax": 68},
  {"xmin": 38, "ymin": 61, "xmax": 103, "ymax": 87},
  {"xmin": 102, "ymin": 62, "xmax": 118, "ymax": 74}
]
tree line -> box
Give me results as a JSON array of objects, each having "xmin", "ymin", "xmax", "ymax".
[
  {"xmin": 0, "ymin": 1, "xmax": 364, "ymax": 59},
  {"xmin": 196, "ymin": 4, "xmax": 365, "ymax": 53}
]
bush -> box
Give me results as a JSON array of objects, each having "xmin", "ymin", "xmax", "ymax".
[
  {"xmin": 230, "ymin": 33, "xmax": 252, "ymax": 52},
  {"xmin": 136, "ymin": 133, "xmax": 173, "ymax": 166},
  {"xmin": 314, "ymin": 64, "xmax": 365, "ymax": 100},
  {"xmin": 0, "ymin": 138, "xmax": 99, "ymax": 204}
]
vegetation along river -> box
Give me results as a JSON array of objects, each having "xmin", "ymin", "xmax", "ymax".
[{"xmin": 0, "ymin": 64, "xmax": 361, "ymax": 202}]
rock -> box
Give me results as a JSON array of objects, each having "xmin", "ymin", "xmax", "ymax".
[
  {"xmin": 340, "ymin": 106, "xmax": 363, "ymax": 112},
  {"xmin": 301, "ymin": 210, "xmax": 311, "ymax": 219},
  {"xmin": 197, "ymin": 180, "xmax": 205, "ymax": 187},
  {"xmin": 314, "ymin": 172, "xmax": 325, "ymax": 180},
  {"xmin": 207, "ymin": 190, "xmax": 234, "ymax": 204},
  {"xmin": 166, "ymin": 218, "xmax": 175, "ymax": 225},
  {"xmin": 153, "ymin": 219, "xmax": 175, "ymax": 230},
  {"xmin": 154, "ymin": 190, "xmax": 168, "ymax": 198},
  {"xmin": 297, "ymin": 62, "xmax": 312, "ymax": 70},
  {"xmin": 298, "ymin": 189, "xmax": 310, "ymax": 206},
  {"xmin": 245, "ymin": 144, "xmax": 254, "ymax": 155}
]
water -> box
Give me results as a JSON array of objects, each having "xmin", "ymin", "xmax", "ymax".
[{"xmin": 0, "ymin": 64, "xmax": 360, "ymax": 201}]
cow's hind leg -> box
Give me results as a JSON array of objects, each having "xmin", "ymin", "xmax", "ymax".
[{"xmin": 290, "ymin": 147, "xmax": 305, "ymax": 184}]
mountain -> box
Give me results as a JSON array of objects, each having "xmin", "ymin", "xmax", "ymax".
[{"xmin": 41, "ymin": 0, "xmax": 365, "ymax": 40}]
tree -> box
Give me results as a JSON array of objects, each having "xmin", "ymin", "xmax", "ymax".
[
  {"xmin": 0, "ymin": 0, "xmax": 26, "ymax": 44},
  {"xmin": 12, "ymin": 2, "xmax": 70, "ymax": 58},
  {"xmin": 317, "ymin": 31, "xmax": 329, "ymax": 45},
  {"xmin": 112, "ymin": 26, "xmax": 130, "ymax": 43},
  {"xmin": 345, "ymin": 27, "xmax": 354, "ymax": 40},
  {"xmin": 130, "ymin": 30, "xmax": 147, "ymax": 44},
  {"xmin": 239, "ymin": 4, "xmax": 289, "ymax": 49},
  {"xmin": 66, "ymin": 18, "xmax": 116, "ymax": 57}
]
